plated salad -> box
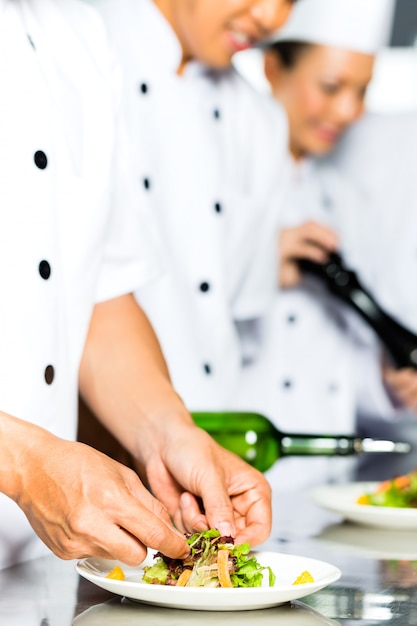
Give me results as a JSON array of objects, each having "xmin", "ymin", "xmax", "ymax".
[
  {"xmin": 357, "ymin": 471, "xmax": 417, "ymax": 508},
  {"xmin": 142, "ymin": 529, "xmax": 276, "ymax": 588}
]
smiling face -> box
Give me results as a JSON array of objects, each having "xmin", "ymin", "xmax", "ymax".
[
  {"xmin": 264, "ymin": 44, "xmax": 374, "ymax": 159},
  {"xmin": 153, "ymin": 0, "xmax": 295, "ymax": 70}
]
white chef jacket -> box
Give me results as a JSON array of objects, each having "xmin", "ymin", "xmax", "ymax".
[
  {"xmin": 236, "ymin": 145, "xmax": 402, "ymax": 500},
  {"xmin": 331, "ymin": 112, "xmax": 417, "ymax": 336},
  {"xmin": 91, "ymin": 0, "xmax": 290, "ymax": 410},
  {"xmin": 0, "ymin": 0, "xmax": 158, "ymax": 569},
  {"xmin": 241, "ymin": 155, "xmax": 397, "ymax": 428},
  {"xmin": 329, "ymin": 112, "xmax": 417, "ymax": 480}
]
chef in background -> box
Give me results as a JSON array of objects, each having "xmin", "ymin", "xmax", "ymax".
[
  {"xmin": 328, "ymin": 95, "xmax": 417, "ymax": 479},
  {"xmin": 329, "ymin": 108, "xmax": 417, "ymax": 415},
  {"xmin": 236, "ymin": 0, "xmax": 404, "ymax": 531},
  {"xmin": 0, "ymin": 0, "xmax": 272, "ymax": 570},
  {"xmin": 87, "ymin": 0, "xmax": 293, "ymax": 416},
  {"xmin": 266, "ymin": 0, "xmax": 417, "ymax": 426}
]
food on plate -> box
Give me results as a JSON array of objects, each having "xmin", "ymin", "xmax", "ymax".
[
  {"xmin": 142, "ymin": 529, "xmax": 276, "ymax": 588},
  {"xmin": 105, "ymin": 565, "xmax": 125, "ymax": 581},
  {"xmin": 357, "ymin": 471, "xmax": 417, "ymax": 508},
  {"xmin": 293, "ymin": 570, "xmax": 315, "ymax": 585}
]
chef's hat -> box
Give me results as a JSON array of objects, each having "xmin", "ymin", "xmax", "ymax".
[{"xmin": 273, "ymin": 0, "xmax": 395, "ymax": 54}]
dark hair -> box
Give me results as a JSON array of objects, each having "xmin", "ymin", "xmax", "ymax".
[{"xmin": 266, "ymin": 40, "xmax": 312, "ymax": 69}]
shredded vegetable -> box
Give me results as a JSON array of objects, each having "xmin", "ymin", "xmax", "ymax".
[{"xmin": 142, "ymin": 529, "xmax": 276, "ymax": 588}]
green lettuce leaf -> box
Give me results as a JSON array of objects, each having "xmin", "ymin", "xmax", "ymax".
[{"xmin": 141, "ymin": 559, "xmax": 169, "ymax": 584}]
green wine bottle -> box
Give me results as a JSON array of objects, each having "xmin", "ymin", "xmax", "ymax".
[{"xmin": 192, "ymin": 412, "xmax": 411, "ymax": 473}]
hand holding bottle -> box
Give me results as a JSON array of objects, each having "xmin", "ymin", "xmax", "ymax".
[{"xmin": 279, "ymin": 220, "xmax": 339, "ymax": 288}]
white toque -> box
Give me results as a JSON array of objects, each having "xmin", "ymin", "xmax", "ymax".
[{"xmin": 273, "ymin": 0, "xmax": 396, "ymax": 53}]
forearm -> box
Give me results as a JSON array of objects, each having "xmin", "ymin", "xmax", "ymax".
[
  {"xmin": 0, "ymin": 411, "xmax": 56, "ymax": 502},
  {"xmin": 79, "ymin": 293, "xmax": 193, "ymax": 462}
]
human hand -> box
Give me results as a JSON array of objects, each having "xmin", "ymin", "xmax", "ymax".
[
  {"xmin": 279, "ymin": 221, "xmax": 339, "ymax": 288},
  {"xmin": 139, "ymin": 422, "xmax": 272, "ymax": 548},
  {"xmin": 383, "ymin": 366, "xmax": 417, "ymax": 413},
  {"xmin": 78, "ymin": 295, "xmax": 270, "ymax": 548},
  {"xmin": 5, "ymin": 417, "xmax": 189, "ymax": 565}
]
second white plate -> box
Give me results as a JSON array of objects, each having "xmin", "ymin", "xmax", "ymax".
[
  {"xmin": 311, "ymin": 482, "xmax": 417, "ymax": 530},
  {"xmin": 76, "ymin": 550, "xmax": 341, "ymax": 611},
  {"xmin": 74, "ymin": 598, "xmax": 339, "ymax": 625},
  {"xmin": 316, "ymin": 522, "xmax": 417, "ymax": 560}
]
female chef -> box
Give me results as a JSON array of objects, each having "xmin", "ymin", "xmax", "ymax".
[
  {"xmin": 325, "ymin": 99, "xmax": 417, "ymax": 480},
  {"xmin": 263, "ymin": 0, "xmax": 417, "ymax": 424},
  {"xmin": 235, "ymin": 0, "xmax": 406, "ymax": 524},
  {"xmin": 0, "ymin": 0, "xmax": 272, "ymax": 570},
  {"xmin": 250, "ymin": 0, "xmax": 399, "ymax": 430},
  {"xmin": 89, "ymin": 0, "xmax": 294, "ymax": 414},
  {"xmin": 327, "ymin": 111, "xmax": 417, "ymax": 415}
]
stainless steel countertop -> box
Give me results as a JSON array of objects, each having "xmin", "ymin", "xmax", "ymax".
[
  {"xmin": 2, "ymin": 447, "xmax": 417, "ymax": 626},
  {"xmin": 2, "ymin": 509, "xmax": 417, "ymax": 625}
]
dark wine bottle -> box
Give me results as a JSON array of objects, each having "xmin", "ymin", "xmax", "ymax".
[
  {"xmin": 192, "ymin": 411, "xmax": 410, "ymax": 473},
  {"xmin": 298, "ymin": 252, "xmax": 417, "ymax": 370}
]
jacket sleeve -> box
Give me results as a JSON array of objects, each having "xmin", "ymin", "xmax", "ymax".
[{"xmin": 82, "ymin": 4, "xmax": 162, "ymax": 303}]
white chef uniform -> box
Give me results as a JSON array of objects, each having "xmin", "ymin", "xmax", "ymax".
[
  {"xmin": 235, "ymin": 0, "xmax": 399, "ymax": 519},
  {"xmin": 89, "ymin": 0, "xmax": 290, "ymax": 410},
  {"xmin": 236, "ymin": 156, "xmax": 398, "ymax": 529},
  {"xmin": 0, "ymin": 0, "xmax": 158, "ymax": 569},
  {"xmin": 330, "ymin": 111, "xmax": 417, "ymax": 479},
  {"xmin": 331, "ymin": 110, "xmax": 417, "ymax": 338},
  {"xmin": 239, "ymin": 157, "xmax": 395, "ymax": 431}
]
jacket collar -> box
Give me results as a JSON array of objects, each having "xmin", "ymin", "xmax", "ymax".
[
  {"xmin": 139, "ymin": 0, "xmax": 222, "ymax": 82},
  {"xmin": 139, "ymin": 0, "xmax": 183, "ymax": 74}
]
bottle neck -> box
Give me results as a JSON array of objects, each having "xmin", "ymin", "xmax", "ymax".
[
  {"xmin": 281, "ymin": 433, "xmax": 410, "ymax": 456},
  {"xmin": 280, "ymin": 434, "xmax": 357, "ymax": 457}
]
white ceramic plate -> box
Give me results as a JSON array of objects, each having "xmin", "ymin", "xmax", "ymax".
[
  {"xmin": 311, "ymin": 482, "xmax": 417, "ymax": 530},
  {"xmin": 76, "ymin": 551, "xmax": 341, "ymax": 612}
]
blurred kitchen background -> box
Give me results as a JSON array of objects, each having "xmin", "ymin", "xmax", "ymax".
[{"xmin": 234, "ymin": 0, "xmax": 417, "ymax": 114}]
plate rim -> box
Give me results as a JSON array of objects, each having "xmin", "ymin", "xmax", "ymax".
[{"xmin": 311, "ymin": 482, "xmax": 417, "ymax": 525}]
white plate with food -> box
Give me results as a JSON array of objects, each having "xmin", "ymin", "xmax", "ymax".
[
  {"xmin": 76, "ymin": 551, "xmax": 341, "ymax": 611},
  {"xmin": 311, "ymin": 482, "xmax": 417, "ymax": 530}
]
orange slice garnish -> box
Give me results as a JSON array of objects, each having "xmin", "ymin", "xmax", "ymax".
[{"xmin": 106, "ymin": 565, "xmax": 125, "ymax": 581}]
